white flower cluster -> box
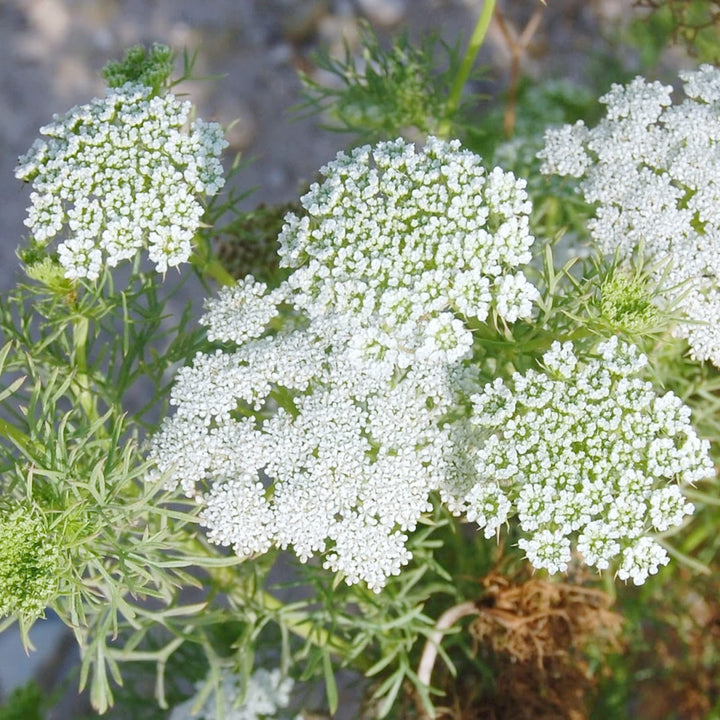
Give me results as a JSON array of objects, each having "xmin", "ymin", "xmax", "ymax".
[
  {"xmin": 461, "ymin": 337, "xmax": 713, "ymax": 584},
  {"xmin": 151, "ymin": 276, "xmax": 470, "ymax": 591},
  {"xmin": 278, "ymin": 136, "xmax": 539, "ymax": 365},
  {"xmin": 169, "ymin": 667, "xmax": 300, "ymax": 720},
  {"xmin": 16, "ymin": 82, "xmax": 227, "ymax": 280},
  {"xmin": 151, "ymin": 137, "xmax": 540, "ymax": 592},
  {"xmin": 539, "ymin": 65, "xmax": 720, "ymax": 366}
]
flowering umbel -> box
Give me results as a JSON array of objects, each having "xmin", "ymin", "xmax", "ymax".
[
  {"xmin": 460, "ymin": 337, "xmax": 713, "ymax": 583},
  {"xmin": 151, "ymin": 135, "xmax": 713, "ymax": 591},
  {"xmin": 151, "ymin": 304, "xmax": 466, "ymax": 592},
  {"xmin": 540, "ymin": 65, "xmax": 720, "ymax": 366},
  {"xmin": 150, "ymin": 137, "xmax": 538, "ymax": 592},
  {"xmin": 16, "ymin": 82, "xmax": 227, "ymax": 280},
  {"xmin": 279, "ymin": 136, "xmax": 539, "ymax": 365}
]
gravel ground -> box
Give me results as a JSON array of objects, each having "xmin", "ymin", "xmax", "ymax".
[
  {"xmin": 0, "ymin": 0, "xmax": 630, "ymax": 292},
  {"xmin": 0, "ymin": 0, "xmax": 648, "ymax": 714}
]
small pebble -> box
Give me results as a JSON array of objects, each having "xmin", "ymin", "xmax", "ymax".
[
  {"xmin": 356, "ymin": 0, "xmax": 407, "ymax": 26},
  {"xmin": 282, "ymin": 0, "xmax": 331, "ymax": 43}
]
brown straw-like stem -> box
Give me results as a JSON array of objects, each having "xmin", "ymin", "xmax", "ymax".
[{"xmin": 493, "ymin": 4, "xmax": 545, "ymax": 138}]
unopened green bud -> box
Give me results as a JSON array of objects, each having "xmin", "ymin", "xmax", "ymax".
[
  {"xmin": 22, "ymin": 254, "xmax": 75, "ymax": 295},
  {"xmin": 0, "ymin": 507, "xmax": 61, "ymax": 621},
  {"xmin": 599, "ymin": 268, "xmax": 660, "ymax": 334},
  {"xmin": 102, "ymin": 43, "xmax": 173, "ymax": 95}
]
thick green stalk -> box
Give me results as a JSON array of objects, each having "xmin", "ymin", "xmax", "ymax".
[
  {"xmin": 190, "ymin": 538, "xmax": 354, "ymax": 658},
  {"xmin": 202, "ymin": 256, "xmax": 237, "ymax": 287},
  {"xmin": 190, "ymin": 233, "xmax": 237, "ymax": 287},
  {"xmin": 72, "ymin": 315, "xmax": 99, "ymax": 423},
  {"xmin": 438, "ymin": 0, "xmax": 497, "ymax": 139}
]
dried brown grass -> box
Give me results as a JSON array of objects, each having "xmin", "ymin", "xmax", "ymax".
[{"xmin": 421, "ymin": 570, "xmax": 623, "ymax": 720}]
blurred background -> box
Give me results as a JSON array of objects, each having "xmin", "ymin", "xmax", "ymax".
[{"xmin": 0, "ymin": 0, "xmax": 655, "ymax": 290}]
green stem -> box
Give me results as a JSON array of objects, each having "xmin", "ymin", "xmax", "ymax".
[
  {"xmin": 257, "ymin": 589, "xmax": 353, "ymax": 657},
  {"xmin": 601, "ymin": 568, "xmax": 617, "ymax": 602},
  {"xmin": 656, "ymin": 537, "xmax": 711, "ymax": 575},
  {"xmin": 683, "ymin": 487, "xmax": 720, "ymax": 507},
  {"xmin": 111, "ymin": 636, "xmax": 184, "ymax": 664},
  {"xmin": 191, "ymin": 233, "xmax": 237, "ymax": 287},
  {"xmin": 195, "ymin": 540, "xmax": 354, "ymax": 658},
  {"xmin": 72, "ymin": 315, "xmax": 99, "ymax": 423},
  {"xmin": 438, "ymin": 0, "xmax": 497, "ymax": 139},
  {"xmin": 202, "ymin": 257, "xmax": 237, "ymax": 287},
  {"xmin": 0, "ymin": 416, "xmax": 33, "ymax": 454}
]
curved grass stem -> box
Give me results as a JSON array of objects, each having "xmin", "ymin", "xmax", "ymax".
[{"xmin": 416, "ymin": 600, "xmax": 480, "ymax": 719}]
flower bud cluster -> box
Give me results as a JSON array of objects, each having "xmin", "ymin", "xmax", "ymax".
[
  {"xmin": 102, "ymin": 42, "xmax": 173, "ymax": 93},
  {"xmin": 16, "ymin": 82, "xmax": 227, "ymax": 280},
  {"xmin": 0, "ymin": 507, "xmax": 61, "ymax": 621},
  {"xmin": 539, "ymin": 65, "xmax": 720, "ymax": 366},
  {"xmin": 278, "ymin": 136, "xmax": 539, "ymax": 365},
  {"xmin": 463, "ymin": 337, "xmax": 713, "ymax": 584}
]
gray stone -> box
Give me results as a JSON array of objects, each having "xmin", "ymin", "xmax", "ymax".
[{"xmin": 356, "ymin": 0, "xmax": 407, "ymax": 27}]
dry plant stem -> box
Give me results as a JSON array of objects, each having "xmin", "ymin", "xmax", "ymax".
[
  {"xmin": 417, "ymin": 600, "xmax": 480, "ymax": 717},
  {"xmin": 494, "ymin": 4, "xmax": 545, "ymax": 138}
]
